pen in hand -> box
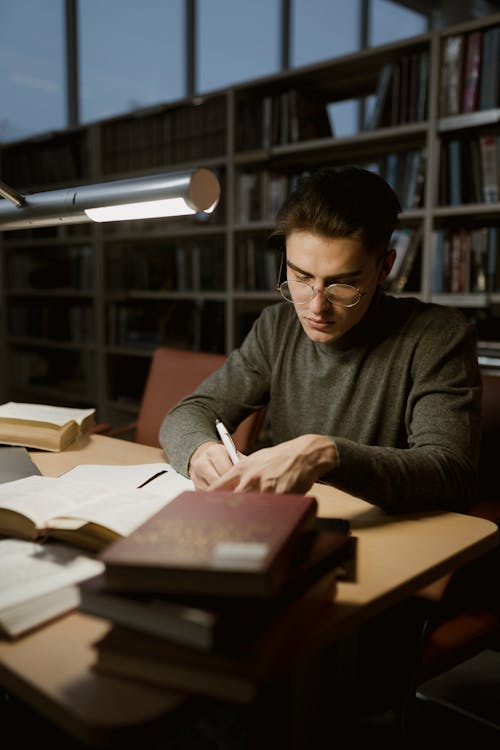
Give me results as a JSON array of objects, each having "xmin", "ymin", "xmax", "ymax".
[{"xmin": 215, "ymin": 419, "xmax": 240, "ymax": 465}]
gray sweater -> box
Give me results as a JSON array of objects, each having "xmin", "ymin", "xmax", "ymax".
[{"xmin": 160, "ymin": 290, "xmax": 481, "ymax": 514}]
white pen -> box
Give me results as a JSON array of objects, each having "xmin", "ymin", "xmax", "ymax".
[{"xmin": 215, "ymin": 419, "xmax": 240, "ymax": 465}]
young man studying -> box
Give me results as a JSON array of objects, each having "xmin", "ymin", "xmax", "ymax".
[{"xmin": 160, "ymin": 166, "xmax": 481, "ymax": 513}]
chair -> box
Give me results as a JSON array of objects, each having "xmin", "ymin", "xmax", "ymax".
[
  {"xmin": 402, "ymin": 372, "xmax": 500, "ymax": 731},
  {"xmin": 104, "ymin": 346, "xmax": 264, "ymax": 452}
]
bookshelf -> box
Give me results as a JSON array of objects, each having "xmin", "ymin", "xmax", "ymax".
[{"xmin": 2, "ymin": 14, "xmax": 500, "ymax": 426}]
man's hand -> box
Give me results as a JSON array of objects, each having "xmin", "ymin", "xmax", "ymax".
[
  {"xmin": 188, "ymin": 441, "xmax": 242, "ymax": 489},
  {"xmin": 207, "ymin": 434, "xmax": 337, "ymax": 494}
]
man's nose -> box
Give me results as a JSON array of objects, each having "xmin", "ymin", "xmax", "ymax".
[{"xmin": 308, "ymin": 286, "xmax": 331, "ymax": 313}]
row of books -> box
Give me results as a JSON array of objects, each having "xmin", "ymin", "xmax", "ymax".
[
  {"xmin": 0, "ymin": 132, "xmax": 89, "ymax": 188},
  {"xmin": 6, "ymin": 245, "xmax": 93, "ymax": 291},
  {"xmin": 439, "ymin": 133, "xmax": 500, "ymax": 206},
  {"xmin": 431, "ymin": 226, "xmax": 500, "ymax": 294},
  {"xmin": 235, "ymin": 88, "xmax": 332, "ymax": 152},
  {"xmin": 234, "ymin": 238, "xmax": 280, "ymax": 292},
  {"xmin": 235, "ymin": 170, "xmax": 290, "ymax": 223},
  {"xmin": 8, "ymin": 303, "xmax": 95, "ymax": 343},
  {"xmin": 100, "ymin": 95, "xmax": 227, "ymax": 175},
  {"xmin": 379, "ymin": 149, "xmax": 426, "ymax": 211},
  {"xmin": 107, "ymin": 299, "xmax": 225, "ymax": 354},
  {"xmin": 106, "ymin": 240, "xmax": 226, "ymax": 293},
  {"xmin": 8, "ymin": 348, "xmax": 97, "ymax": 399},
  {"xmin": 440, "ymin": 25, "xmax": 500, "ymax": 117},
  {"xmin": 366, "ymin": 50, "xmax": 429, "ymax": 129}
]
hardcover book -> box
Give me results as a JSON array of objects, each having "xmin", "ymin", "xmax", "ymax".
[
  {"xmin": 92, "ymin": 567, "xmax": 338, "ymax": 703},
  {"xmin": 80, "ymin": 526, "xmax": 353, "ymax": 651},
  {"xmin": 100, "ymin": 490, "xmax": 318, "ymax": 598},
  {"xmin": 0, "ymin": 402, "xmax": 96, "ymax": 452}
]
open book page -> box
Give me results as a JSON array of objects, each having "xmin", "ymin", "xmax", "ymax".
[
  {"xmin": 61, "ymin": 463, "xmax": 190, "ymax": 490},
  {"xmin": 0, "ymin": 538, "xmax": 103, "ymax": 610},
  {"xmin": 0, "ymin": 402, "xmax": 95, "ymax": 427},
  {"xmin": 0, "ymin": 476, "xmax": 115, "ymax": 528},
  {"xmin": 0, "ymin": 468, "xmax": 194, "ymax": 536}
]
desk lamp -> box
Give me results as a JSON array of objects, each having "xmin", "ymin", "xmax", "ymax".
[{"xmin": 0, "ymin": 168, "xmax": 220, "ymax": 230}]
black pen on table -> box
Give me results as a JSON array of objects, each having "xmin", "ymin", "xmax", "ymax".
[{"xmin": 215, "ymin": 419, "xmax": 240, "ymax": 465}]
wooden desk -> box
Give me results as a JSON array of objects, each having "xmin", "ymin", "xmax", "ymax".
[{"xmin": 0, "ymin": 434, "xmax": 498, "ymax": 747}]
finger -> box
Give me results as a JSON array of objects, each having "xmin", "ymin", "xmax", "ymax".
[{"xmin": 207, "ymin": 469, "xmax": 241, "ymax": 491}]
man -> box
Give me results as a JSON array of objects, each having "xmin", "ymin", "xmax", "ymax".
[{"xmin": 160, "ymin": 166, "xmax": 481, "ymax": 513}]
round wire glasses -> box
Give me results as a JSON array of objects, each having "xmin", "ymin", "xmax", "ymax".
[{"xmin": 277, "ymin": 279, "xmax": 366, "ymax": 307}]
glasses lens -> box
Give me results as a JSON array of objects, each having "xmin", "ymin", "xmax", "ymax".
[
  {"xmin": 326, "ymin": 284, "xmax": 361, "ymax": 307},
  {"xmin": 279, "ymin": 280, "xmax": 313, "ymax": 304}
]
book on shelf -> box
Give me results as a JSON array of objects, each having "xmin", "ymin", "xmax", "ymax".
[
  {"xmin": 92, "ymin": 565, "xmax": 338, "ymax": 703},
  {"xmin": 366, "ymin": 62, "xmax": 393, "ymax": 129},
  {"xmin": 440, "ymin": 34, "xmax": 465, "ymax": 116},
  {"xmin": 0, "ymin": 402, "xmax": 96, "ymax": 452},
  {"xmin": 479, "ymin": 134, "xmax": 499, "ymax": 203},
  {"xmin": 461, "ymin": 30, "xmax": 482, "ymax": 113},
  {"xmin": 100, "ymin": 490, "xmax": 318, "ymax": 599},
  {"xmin": 0, "ymin": 463, "xmax": 193, "ymax": 552},
  {"xmin": 0, "ymin": 538, "xmax": 103, "ymax": 638},
  {"xmin": 386, "ymin": 225, "xmax": 423, "ymax": 292},
  {"xmin": 80, "ymin": 525, "xmax": 353, "ymax": 652},
  {"xmin": 478, "ymin": 25, "xmax": 500, "ymax": 110},
  {"xmin": 0, "ymin": 447, "xmax": 41, "ymax": 484}
]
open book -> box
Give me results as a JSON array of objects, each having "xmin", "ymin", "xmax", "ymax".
[
  {"xmin": 0, "ymin": 402, "xmax": 96, "ymax": 451},
  {"xmin": 0, "ymin": 463, "xmax": 194, "ymax": 552},
  {"xmin": 0, "ymin": 538, "xmax": 103, "ymax": 637}
]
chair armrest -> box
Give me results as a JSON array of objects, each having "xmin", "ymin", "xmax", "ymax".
[
  {"xmin": 89, "ymin": 422, "xmax": 112, "ymax": 435},
  {"xmin": 106, "ymin": 421, "xmax": 138, "ymax": 440}
]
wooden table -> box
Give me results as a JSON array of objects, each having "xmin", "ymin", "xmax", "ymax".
[{"xmin": 0, "ymin": 434, "xmax": 497, "ymax": 747}]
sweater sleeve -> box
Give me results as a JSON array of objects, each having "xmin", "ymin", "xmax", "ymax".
[
  {"xmin": 326, "ymin": 314, "xmax": 481, "ymax": 514},
  {"xmin": 159, "ymin": 311, "xmax": 273, "ymax": 476}
]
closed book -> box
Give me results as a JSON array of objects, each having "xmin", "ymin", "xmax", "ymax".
[
  {"xmin": 0, "ymin": 538, "xmax": 103, "ymax": 638},
  {"xmin": 0, "ymin": 402, "xmax": 95, "ymax": 452},
  {"xmin": 81, "ymin": 526, "xmax": 353, "ymax": 651},
  {"xmin": 100, "ymin": 490, "xmax": 318, "ymax": 598},
  {"xmin": 92, "ymin": 567, "xmax": 338, "ymax": 703}
]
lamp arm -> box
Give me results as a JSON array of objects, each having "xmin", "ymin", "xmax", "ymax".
[{"xmin": 0, "ymin": 180, "xmax": 25, "ymax": 208}]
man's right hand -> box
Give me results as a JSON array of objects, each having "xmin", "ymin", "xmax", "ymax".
[{"xmin": 188, "ymin": 441, "xmax": 239, "ymax": 489}]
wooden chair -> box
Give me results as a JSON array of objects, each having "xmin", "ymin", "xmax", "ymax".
[{"xmin": 104, "ymin": 346, "xmax": 264, "ymax": 452}]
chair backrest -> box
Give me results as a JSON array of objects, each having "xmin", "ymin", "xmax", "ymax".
[
  {"xmin": 477, "ymin": 372, "xmax": 500, "ymax": 506},
  {"xmin": 136, "ymin": 346, "xmax": 263, "ymax": 451}
]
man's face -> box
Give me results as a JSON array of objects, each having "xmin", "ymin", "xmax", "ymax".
[{"xmin": 285, "ymin": 230, "xmax": 394, "ymax": 344}]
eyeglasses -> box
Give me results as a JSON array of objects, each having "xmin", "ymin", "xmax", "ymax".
[{"xmin": 277, "ymin": 279, "xmax": 366, "ymax": 307}]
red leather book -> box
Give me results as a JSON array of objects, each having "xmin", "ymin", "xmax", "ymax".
[{"xmin": 100, "ymin": 490, "xmax": 318, "ymax": 598}]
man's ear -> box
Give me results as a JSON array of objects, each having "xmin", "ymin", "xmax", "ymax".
[{"xmin": 379, "ymin": 248, "xmax": 396, "ymax": 283}]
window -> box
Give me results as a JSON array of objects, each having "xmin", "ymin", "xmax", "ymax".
[
  {"xmin": 78, "ymin": 0, "xmax": 184, "ymax": 124},
  {"xmin": 0, "ymin": 0, "xmax": 65, "ymax": 143},
  {"xmin": 196, "ymin": 0, "xmax": 280, "ymax": 93},
  {"xmin": 369, "ymin": 0, "xmax": 428, "ymax": 47},
  {"xmin": 291, "ymin": 0, "xmax": 361, "ymax": 67}
]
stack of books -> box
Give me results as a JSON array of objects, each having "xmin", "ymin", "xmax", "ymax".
[{"xmin": 83, "ymin": 490, "xmax": 354, "ymax": 703}]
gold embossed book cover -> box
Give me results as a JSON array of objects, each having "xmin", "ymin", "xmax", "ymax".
[{"xmin": 100, "ymin": 490, "xmax": 318, "ymax": 598}]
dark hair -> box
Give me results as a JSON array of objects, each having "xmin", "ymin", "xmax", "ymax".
[{"xmin": 269, "ymin": 166, "xmax": 401, "ymax": 255}]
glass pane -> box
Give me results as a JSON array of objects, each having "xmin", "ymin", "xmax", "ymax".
[
  {"xmin": 0, "ymin": 0, "xmax": 65, "ymax": 143},
  {"xmin": 78, "ymin": 0, "xmax": 184, "ymax": 124},
  {"xmin": 197, "ymin": 0, "xmax": 280, "ymax": 93},
  {"xmin": 291, "ymin": 0, "xmax": 360, "ymax": 67},
  {"xmin": 328, "ymin": 100, "xmax": 360, "ymax": 137},
  {"xmin": 370, "ymin": 0, "xmax": 428, "ymax": 47}
]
